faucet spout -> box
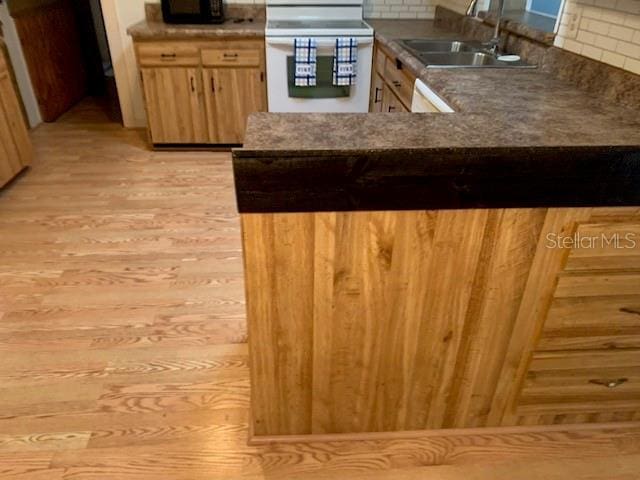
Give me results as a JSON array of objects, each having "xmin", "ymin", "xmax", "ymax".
[{"xmin": 489, "ymin": 0, "xmax": 505, "ymax": 54}]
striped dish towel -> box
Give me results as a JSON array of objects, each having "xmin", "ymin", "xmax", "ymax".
[
  {"xmin": 333, "ymin": 38, "xmax": 358, "ymax": 86},
  {"xmin": 294, "ymin": 38, "xmax": 317, "ymax": 87}
]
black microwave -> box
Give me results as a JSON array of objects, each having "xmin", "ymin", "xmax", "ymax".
[{"xmin": 161, "ymin": 0, "xmax": 225, "ymax": 24}]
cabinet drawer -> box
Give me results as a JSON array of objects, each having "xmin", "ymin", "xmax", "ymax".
[
  {"xmin": 538, "ymin": 295, "xmax": 640, "ymax": 351},
  {"xmin": 518, "ymin": 350, "xmax": 640, "ymax": 414},
  {"xmin": 137, "ymin": 42, "xmax": 200, "ymax": 67},
  {"xmin": 564, "ymin": 222, "xmax": 640, "ymax": 272},
  {"xmin": 201, "ymin": 49, "xmax": 261, "ymax": 67},
  {"xmin": 374, "ymin": 47, "xmax": 387, "ymax": 75},
  {"xmin": 383, "ymin": 59, "xmax": 414, "ymax": 109},
  {"xmin": 555, "ymin": 272, "xmax": 640, "ymax": 298}
]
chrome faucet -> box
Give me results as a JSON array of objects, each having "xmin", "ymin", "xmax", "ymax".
[{"xmin": 487, "ymin": 0, "xmax": 505, "ymax": 55}]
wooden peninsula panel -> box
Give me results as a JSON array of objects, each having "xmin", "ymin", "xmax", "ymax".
[{"xmin": 242, "ymin": 207, "xmax": 640, "ymax": 438}]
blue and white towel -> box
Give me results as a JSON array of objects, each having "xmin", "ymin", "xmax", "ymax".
[
  {"xmin": 333, "ymin": 38, "xmax": 358, "ymax": 86},
  {"xmin": 294, "ymin": 38, "xmax": 317, "ymax": 87}
]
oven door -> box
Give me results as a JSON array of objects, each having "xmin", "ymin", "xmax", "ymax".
[{"xmin": 266, "ymin": 37, "xmax": 373, "ymax": 113}]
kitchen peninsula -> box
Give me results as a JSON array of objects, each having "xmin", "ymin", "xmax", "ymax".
[{"xmin": 234, "ymin": 9, "xmax": 640, "ymax": 441}]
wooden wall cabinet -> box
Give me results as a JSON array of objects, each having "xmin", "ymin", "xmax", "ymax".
[
  {"xmin": 0, "ymin": 46, "xmax": 32, "ymax": 188},
  {"xmin": 135, "ymin": 39, "xmax": 267, "ymax": 146}
]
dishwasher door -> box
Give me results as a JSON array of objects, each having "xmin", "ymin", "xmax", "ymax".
[{"xmin": 411, "ymin": 79, "xmax": 454, "ymax": 113}]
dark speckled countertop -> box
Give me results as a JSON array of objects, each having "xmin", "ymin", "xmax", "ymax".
[
  {"xmin": 241, "ymin": 20, "xmax": 640, "ymax": 152},
  {"xmin": 232, "ymin": 19, "xmax": 640, "ymax": 213},
  {"xmin": 127, "ymin": 18, "xmax": 265, "ymax": 39}
]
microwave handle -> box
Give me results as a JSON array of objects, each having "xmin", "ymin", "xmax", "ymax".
[{"xmin": 266, "ymin": 37, "xmax": 374, "ymax": 48}]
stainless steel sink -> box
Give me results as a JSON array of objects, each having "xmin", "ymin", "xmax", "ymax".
[
  {"xmin": 399, "ymin": 39, "xmax": 536, "ymax": 69},
  {"xmin": 400, "ymin": 39, "xmax": 484, "ymax": 53}
]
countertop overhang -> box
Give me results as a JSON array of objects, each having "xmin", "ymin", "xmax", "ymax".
[{"xmin": 233, "ymin": 20, "xmax": 640, "ymax": 214}]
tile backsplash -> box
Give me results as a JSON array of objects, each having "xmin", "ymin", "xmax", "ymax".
[
  {"xmin": 218, "ymin": 0, "xmax": 444, "ymax": 19},
  {"xmin": 555, "ymin": 0, "xmax": 640, "ymax": 75},
  {"xmin": 364, "ymin": 0, "xmax": 437, "ymax": 19}
]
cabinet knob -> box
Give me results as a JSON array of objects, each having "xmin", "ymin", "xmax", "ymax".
[
  {"xmin": 589, "ymin": 378, "xmax": 628, "ymax": 388},
  {"xmin": 392, "ymin": 80, "xmax": 401, "ymax": 88}
]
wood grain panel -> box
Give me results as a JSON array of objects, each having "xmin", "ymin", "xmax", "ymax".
[
  {"xmin": 555, "ymin": 273, "xmax": 640, "ymax": 298},
  {"xmin": 242, "ymin": 214, "xmax": 314, "ymax": 436},
  {"xmin": 136, "ymin": 42, "xmax": 200, "ymax": 67},
  {"xmin": 564, "ymin": 222, "xmax": 640, "ymax": 271},
  {"xmin": 0, "ymin": 49, "xmax": 32, "ymax": 187},
  {"xmin": 203, "ymin": 67, "xmax": 266, "ymax": 144},
  {"xmin": 13, "ymin": 0, "xmax": 87, "ymax": 121},
  {"xmin": 1, "ymin": 101, "xmax": 640, "ymax": 478},
  {"xmin": 201, "ymin": 49, "xmax": 261, "ymax": 67},
  {"xmin": 537, "ymin": 295, "xmax": 640, "ymax": 351},
  {"xmin": 141, "ymin": 67, "xmax": 207, "ymax": 144},
  {"xmin": 518, "ymin": 350, "xmax": 640, "ymax": 412},
  {"xmin": 242, "ymin": 209, "xmax": 563, "ymax": 435},
  {"xmin": 490, "ymin": 208, "xmax": 593, "ymax": 426}
]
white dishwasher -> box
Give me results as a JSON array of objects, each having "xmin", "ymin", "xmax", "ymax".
[{"xmin": 411, "ymin": 79, "xmax": 454, "ymax": 113}]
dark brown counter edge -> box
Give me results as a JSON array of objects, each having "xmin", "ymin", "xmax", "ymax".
[{"xmin": 232, "ymin": 146, "xmax": 640, "ymax": 213}]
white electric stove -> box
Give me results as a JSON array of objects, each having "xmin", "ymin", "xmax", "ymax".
[{"xmin": 265, "ymin": 0, "xmax": 374, "ymax": 113}]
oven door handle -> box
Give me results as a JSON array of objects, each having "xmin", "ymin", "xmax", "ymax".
[{"xmin": 266, "ymin": 37, "xmax": 374, "ymax": 49}]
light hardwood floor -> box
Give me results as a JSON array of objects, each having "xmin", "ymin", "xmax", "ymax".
[{"xmin": 0, "ymin": 100, "xmax": 639, "ymax": 479}]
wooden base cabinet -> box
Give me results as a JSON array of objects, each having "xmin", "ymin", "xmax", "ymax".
[
  {"xmin": 0, "ymin": 47, "xmax": 31, "ymax": 188},
  {"xmin": 370, "ymin": 43, "xmax": 412, "ymax": 113},
  {"xmin": 134, "ymin": 39, "xmax": 267, "ymax": 146},
  {"xmin": 242, "ymin": 207, "xmax": 640, "ymax": 439},
  {"xmin": 140, "ymin": 67, "xmax": 208, "ymax": 144},
  {"xmin": 203, "ymin": 67, "xmax": 266, "ymax": 145}
]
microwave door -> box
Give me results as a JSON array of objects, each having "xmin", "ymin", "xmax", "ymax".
[{"xmin": 168, "ymin": 0, "xmax": 201, "ymax": 14}]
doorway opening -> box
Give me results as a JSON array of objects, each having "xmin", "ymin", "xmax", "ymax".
[{"xmin": 5, "ymin": 0, "xmax": 122, "ymax": 124}]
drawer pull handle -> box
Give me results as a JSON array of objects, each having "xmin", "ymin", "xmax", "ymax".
[
  {"xmin": 589, "ymin": 378, "xmax": 628, "ymax": 388},
  {"xmin": 224, "ymin": 53, "xmax": 239, "ymax": 59},
  {"xmin": 392, "ymin": 80, "xmax": 401, "ymax": 87},
  {"xmin": 161, "ymin": 53, "xmax": 177, "ymax": 59},
  {"xmin": 374, "ymin": 87, "xmax": 382, "ymax": 103},
  {"xmin": 620, "ymin": 307, "xmax": 640, "ymax": 316}
]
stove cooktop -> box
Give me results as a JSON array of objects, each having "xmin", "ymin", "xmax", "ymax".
[{"xmin": 267, "ymin": 19, "xmax": 371, "ymax": 30}]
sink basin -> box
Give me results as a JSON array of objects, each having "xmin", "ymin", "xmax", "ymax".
[
  {"xmin": 400, "ymin": 39, "xmax": 484, "ymax": 53},
  {"xmin": 399, "ymin": 38, "xmax": 536, "ymax": 69},
  {"xmin": 419, "ymin": 52, "xmax": 535, "ymax": 68}
]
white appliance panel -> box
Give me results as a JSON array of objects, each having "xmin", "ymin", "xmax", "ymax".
[
  {"xmin": 411, "ymin": 79, "xmax": 454, "ymax": 113},
  {"xmin": 266, "ymin": 37, "xmax": 373, "ymax": 113}
]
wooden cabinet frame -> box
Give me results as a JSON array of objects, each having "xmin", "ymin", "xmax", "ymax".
[
  {"xmin": 370, "ymin": 42, "xmax": 414, "ymax": 113},
  {"xmin": 0, "ymin": 46, "xmax": 32, "ymax": 187},
  {"xmin": 134, "ymin": 38, "xmax": 267, "ymax": 147}
]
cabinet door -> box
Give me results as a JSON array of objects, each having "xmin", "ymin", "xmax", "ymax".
[
  {"xmin": 0, "ymin": 68, "xmax": 32, "ymax": 187},
  {"xmin": 203, "ymin": 67, "xmax": 266, "ymax": 144},
  {"xmin": 370, "ymin": 72, "xmax": 385, "ymax": 113},
  {"xmin": 381, "ymin": 83, "xmax": 408, "ymax": 113},
  {"xmin": 140, "ymin": 67, "xmax": 207, "ymax": 144}
]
